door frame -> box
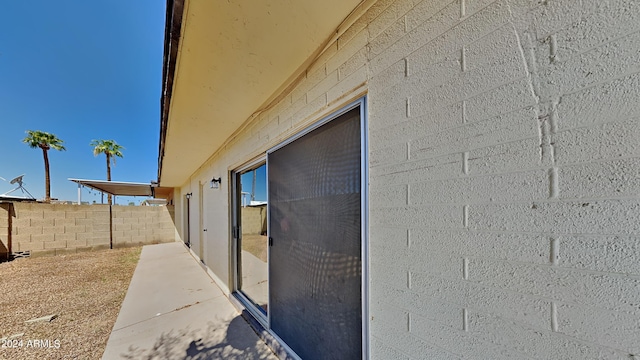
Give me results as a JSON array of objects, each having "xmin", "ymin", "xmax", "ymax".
[
  {"xmin": 198, "ymin": 182, "xmax": 206, "ymax": 263},
  {"xmin": 231, "ymin": 156, "xmax": 269, "ymax": 325},
  {"xmin": 185, "ymin": 193, "xmax": 191, "ymax": 247}
]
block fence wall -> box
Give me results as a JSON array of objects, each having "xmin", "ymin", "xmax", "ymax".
[
  {"xmin": 0, "ymin": 203, "xmax": 176, "ymax": 258},
  {"xmin": 178, "ymin": 0, "xmax": 639, "ymax": 358},
  {"xmin": 241, "ymin": 205, "xmax": 267, "ymax": 235}
]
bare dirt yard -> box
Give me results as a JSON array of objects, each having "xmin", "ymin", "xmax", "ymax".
[
  {"xmin": 241, "ymin": 234, "xmax": 268, "ymax": 262},
  {"xmin": 0, "ymin": 247, "xmax": 140, "ymax": 360}
]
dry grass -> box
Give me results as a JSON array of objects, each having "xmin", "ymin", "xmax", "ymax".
[{"xmin": 0, "ymin": 247, "xmax": 141, "ymax": 360}]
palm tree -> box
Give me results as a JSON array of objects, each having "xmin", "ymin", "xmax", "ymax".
[
  {"xmin": 23, "ymin": 130, "xmax": 66, "ymax": 203},
  {"xmin": 91, "ymin": 139, "xmax": 124, "ymax": 205}
]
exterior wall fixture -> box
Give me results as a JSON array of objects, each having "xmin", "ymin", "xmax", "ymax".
[
  {"xmin": 185, "ymin": 192, "xmax": 192, "ymax": 199},
  {"xmin": 210, "ymin": 177, "xmax": 221, "ymax": 189}
]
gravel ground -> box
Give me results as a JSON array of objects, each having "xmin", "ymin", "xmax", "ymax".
[
  {"xmin": 241, "ymin": 234, "xmax": 268, "ymax": 262},
  {"xmin": 0, "ymin": 247, "xmax": 141, "ymax": 360}
]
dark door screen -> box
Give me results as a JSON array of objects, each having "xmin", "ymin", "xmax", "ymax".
[{"xmin": 268, "ymin": 107, "xmax": 362, "ymax": 360}]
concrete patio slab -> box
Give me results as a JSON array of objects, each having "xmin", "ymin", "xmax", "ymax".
[
  {"xmin": 102, "ymin": 242, "xmax": 277, "ymax": 360},
  {"xmin": 240, "ymin": 249, "xmax": 269, "ymax": 308}
]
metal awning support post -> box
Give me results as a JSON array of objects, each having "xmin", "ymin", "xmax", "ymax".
[{"xmin": 77, "ymin": 183, "xmax": 82, "ymax": 205}]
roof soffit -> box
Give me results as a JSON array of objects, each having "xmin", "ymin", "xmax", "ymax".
[{"xmin": 159, "ymin": 0, "xmax": 365, "ymax": 186}]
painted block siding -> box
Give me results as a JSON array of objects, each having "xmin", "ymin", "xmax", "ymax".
[
  {"xmin": 178, "ymin": 0, "xmax": 639, "ymax": 358},
  {"xmin": 0, "ymin": 203, "xmax": 176, "ymax": 257}
]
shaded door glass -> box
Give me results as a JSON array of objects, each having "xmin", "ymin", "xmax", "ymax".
[{"xmin": 238, "ymin": 164, "xmax": 269, "ymax": 314}]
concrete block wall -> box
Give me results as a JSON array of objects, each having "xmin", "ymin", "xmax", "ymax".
[
  {"xmin": 364, "ymin": 0, "xmax": 640, "ymax": 358},
  {"xmin": 10, "ymin": 203, "xmax": 111, "ymax": 256},
  {"xmin": 112, "ymin": 205, "xmax": 176, "ymax": 246},
  {"xmin": 178, "ymin": 0, "xmax": 639, "ymax": 357},
  {"xmin": 241, "ymin": 205, "xmax": 267, "ymax": 235},
  {"xmin": 2, "ymin": 203, "xmax": 176, "ymax": 257}
]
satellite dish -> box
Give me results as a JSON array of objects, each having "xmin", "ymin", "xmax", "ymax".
[
  {"xmin": 10, "ymin": 175, "xmax": 24, "ymax": 186},
  {"xmin": 1, "ymin": 174, "xmax": 35, "ymax": 199}
]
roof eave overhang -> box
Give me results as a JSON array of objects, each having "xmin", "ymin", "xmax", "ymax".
[
  {"xmin": 157, "ymin": 0, "xmax": 184, "ymax": 185},
  {"xmin": 157, "ymin": 0, "xmax": 372, "ymax": 188}
]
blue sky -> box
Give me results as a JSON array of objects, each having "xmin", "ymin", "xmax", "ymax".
[
  {"xmin": 0, "ymin": 0, "xmax": 165, "ymax": 204},
  {"xmin": 240, "ymin": 165, "xmax": 267, "ymax": 203}
]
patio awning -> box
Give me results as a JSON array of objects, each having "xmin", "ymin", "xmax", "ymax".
[
  {"xmin": 0, "ymin": 195, "xmax": 36, "ymax": 202},
  {"xmin": 68, "ymin": 178, "xmax": 155, "ymax": 197}
]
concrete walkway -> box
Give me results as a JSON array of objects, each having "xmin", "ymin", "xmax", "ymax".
[
  {"xmin": 102, "ymin": 242, "xmax": 277, "ymax": 360},
  {"xmin": 240, "ymin": 249, "xmax": 269, "ymax": 309}
]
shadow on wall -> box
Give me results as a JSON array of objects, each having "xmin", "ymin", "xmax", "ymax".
[{"xmin": 119, "ymin": 316, "xmax": 274, "ymax": 360}]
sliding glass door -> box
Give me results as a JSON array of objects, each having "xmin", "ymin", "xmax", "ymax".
[{"xmin": 232, "ymin": 100, "xmax": 367, "ymax": 359}]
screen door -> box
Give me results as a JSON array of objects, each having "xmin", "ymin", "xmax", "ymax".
[{"xmin": 268, "ymin": 106, "xmax": 362, "ymax": 360}]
